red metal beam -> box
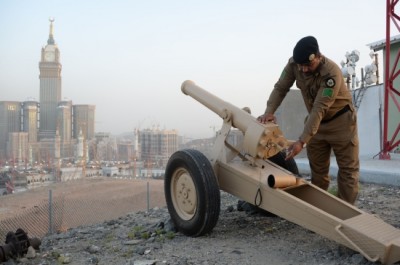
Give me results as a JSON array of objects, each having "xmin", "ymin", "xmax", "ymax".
[{"xmin": 380, "ymin": 0, "xmax": 400, "ymax": 159}]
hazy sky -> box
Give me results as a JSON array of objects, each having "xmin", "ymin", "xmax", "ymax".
[{"xmin": 0, "ymin": 0, "xmax": 387, "ymax": 139}]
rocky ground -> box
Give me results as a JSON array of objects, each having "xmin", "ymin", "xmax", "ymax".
[{"xmin": 2, "ymin": 178, "xmax": 400, "ymax": 265}]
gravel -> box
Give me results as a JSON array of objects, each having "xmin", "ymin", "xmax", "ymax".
[{"xmin": 2, "ymin": 179, "xmax": 400, "ymax": 265}]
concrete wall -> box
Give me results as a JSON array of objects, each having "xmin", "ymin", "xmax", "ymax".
[
  {"xmin": 356, "ymin": 84, "xmax": 383, "ymax": 157},
  {"xmin": 275, "ymin": 90, "xmax": 308, "ymax": 158},
  {"xmin": 276, "ymin": 84, "xmax": 384, "ymax": 158},
  {"xmin": 275, "ymin": 90, "xmax": 307, "ymax": 142}
]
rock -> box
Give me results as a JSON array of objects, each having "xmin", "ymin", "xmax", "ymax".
[
  {"xmin": 3, "ymin": 182, "xmax": 399, "ymax": 265},
  {"xmin": 25, "ymin": 246, "xmax": 36, "ymax": 259},
  {"xmin": 132, "ymin": 260, "xmax": 158, "ymax": 265}
]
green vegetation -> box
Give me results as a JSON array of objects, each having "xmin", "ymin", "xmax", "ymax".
[
  {"xmin": 165, "ymin": 231, "xmax": 176, "ymax": 240},
  {"xmin": 141, "ymin": 231, "xmax": 150, "ymax": 239},
  {"xmin": 104, "ymin": 231, "xmax": 115, "ymax": 243},
  {"xmin": 127, "ymin": 230, "xmax": 136, "ymax": 239},
  {"xmin": 127, "ymin": 225, "xmax": 175, "ymax": 242},
  {"xmin": 122, "ymin": 249, "xmax": 134, "ymax": 258},
  {"xmin": 328, "ymin": 186, "xmax": 338, "ymax": 196}
]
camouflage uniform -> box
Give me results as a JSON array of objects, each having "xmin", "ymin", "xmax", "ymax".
[{"xmin": 265, "ymin": 56, "xmax": 359, "ymax": 204}]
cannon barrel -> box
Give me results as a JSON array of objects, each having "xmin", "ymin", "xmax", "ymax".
[
  {"xmin": 181, "ymin": 80, "xmax": 287, "ymax": 159},
  {"xmin": 182, "ymin": 80, "xmax": 257, "ymax": 131}
]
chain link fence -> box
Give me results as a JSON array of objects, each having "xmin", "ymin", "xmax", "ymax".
[
  {"xmin": 0, "ymin": 194, "xmax": 64, "ymax": 241},
  {"xmin": 0, "ymin": 179, "xmax": 166, "ymax": 242}
]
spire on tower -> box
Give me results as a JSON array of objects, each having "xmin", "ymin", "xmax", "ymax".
[{"xmin": 47, "ymin": 17, "xmax": 55, "ymax": 45}]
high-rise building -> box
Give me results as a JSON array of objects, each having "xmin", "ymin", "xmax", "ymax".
[
  {"xmin": 117, "ymin": 140, "xmax": 134, "ymax": 161},
  {"xmin": 7, "ymin": 132, "xmax": 29, "ymax": 165},
  {"xmin": 94, "ymin": 133, "xmax": 116, "ymax": 161},
  {"xmin": 22, "ymin": 100, "xmax": 39, "ymax": 143},
  {"xmin": 38, "ymin": 18, "xmax": 62, "ymax": 140},
  {"xmin": 57, "ymin": 100, "xmax": 72, "ymax": 142},
  {"xmin": 160, "ymin": 129, "xmax": 179, "ymax": 161},
  {"xmin": 140, "ymin": 128, "xmax": 178, "ymax": 167},
  {"xmin": 57, "ymin": 100, "xmax": 75, "ymax": 158},
  {"xmin": 72, "ymin": 105, "xmax": 96, "ymax": 140},
  {"xmin": 0, "ymin": 18, "xmax": 97, "ymax": 166},
  {"xmin": 0, "ymin": 101, "xmax": 21, "ymax": 161}
]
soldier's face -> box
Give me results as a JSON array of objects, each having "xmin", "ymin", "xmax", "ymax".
[{"xmin": 298, "ymin": 58, "xmax": 320, "ymax": 74}]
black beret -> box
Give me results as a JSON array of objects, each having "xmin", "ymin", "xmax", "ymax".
[{"xmin": 293, "ymin": 36, "xmax": 319, "ymax": 64}]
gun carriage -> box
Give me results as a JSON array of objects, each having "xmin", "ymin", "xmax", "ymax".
[{"xmin": 164, "ymin": 80, "xmax": 400, "ymax": 264}]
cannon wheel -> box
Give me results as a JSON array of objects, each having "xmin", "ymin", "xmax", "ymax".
[
  {"xmin": 268, "ymin": 151, "xmax": 299, "ymax": 174},
  {"xmin": 164, "ymin": 149, "xmax": 220, "ymax": 237}
]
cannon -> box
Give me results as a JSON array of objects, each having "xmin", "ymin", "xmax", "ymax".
[{"xmin": 164, "ymin": 80, "xmax": 400, "ymax": 265}]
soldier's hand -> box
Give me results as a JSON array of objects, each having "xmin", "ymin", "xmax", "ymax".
[
  {"xmin": 257, "ymin": 113, "xmax": 276, "ymax": 124},
  {"xmin": 285, "ymin": 140, "xmax": 304, "ymax": 160}
]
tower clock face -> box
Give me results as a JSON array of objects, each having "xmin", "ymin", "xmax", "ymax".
[{"xmin": 44, "ymin": 51, "xmax": 55, "ymax": 62}]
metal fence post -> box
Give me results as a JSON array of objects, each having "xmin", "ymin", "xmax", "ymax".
[
  {"xmin": 48, "ymin": 190, "xmax": 53, "ymax": 234},
  {"xmin": 147, "ymin": 181, "xmax": 150, "ymax": 212}
]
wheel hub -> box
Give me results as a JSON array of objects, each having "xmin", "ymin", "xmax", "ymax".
[{"xmin": 171, "ymin": 168, "xmax": 197, "ymax": 220}]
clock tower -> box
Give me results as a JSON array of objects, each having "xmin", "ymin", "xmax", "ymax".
[{"xmin": 39, "ymin": 18, "xmax": 62, "ymax": 140}]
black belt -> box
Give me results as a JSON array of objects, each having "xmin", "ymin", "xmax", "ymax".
[{"xmin": 320, "ymin": 105, "xmax": 351, "ymax": 124}]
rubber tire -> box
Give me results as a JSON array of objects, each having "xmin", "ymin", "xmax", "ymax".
[
  {"xmin": 164, "ymin": 149, "xmax": 221, "ymax": 237},
  {"xmin": 267, "ymin": 151, "xmax": 299, "ymax": 174}
]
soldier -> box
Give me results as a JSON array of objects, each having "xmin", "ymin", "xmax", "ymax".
[{"xmin": 257, "ymin": 36, "xmax": 359, "ymax": 204}]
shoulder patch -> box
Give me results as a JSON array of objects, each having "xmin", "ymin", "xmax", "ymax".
[
  {"xmin": 322, "ymin": 88, "xmax": 333, "ymax": 98},
  {"xmin": 280, "ymin": 70, "xmax": 286, "ymax": 80},
  {"xmin": 325, "ymin": 78, "xmax": 335, "ymax": 88}
]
